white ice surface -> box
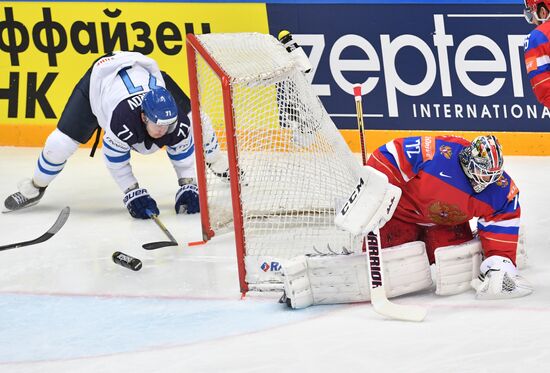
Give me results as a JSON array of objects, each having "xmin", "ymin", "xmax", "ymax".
[{"xmin": 0, "ymin": 147, "xmax": 549, "ymax": 373}]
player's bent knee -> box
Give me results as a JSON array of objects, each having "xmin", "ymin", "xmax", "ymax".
[{"xmin": 43, "ymin": 129, "xmax": 80, "ymax": 163}]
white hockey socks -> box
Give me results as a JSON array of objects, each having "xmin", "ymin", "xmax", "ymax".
[{"xmin": 33, "ymin": 129, "xmax": 79, "ymax": 187}]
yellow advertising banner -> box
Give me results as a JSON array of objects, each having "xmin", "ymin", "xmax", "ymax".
[{"xmin": 0, "ymin": 2, "xmax": 269, "ymax": 145}]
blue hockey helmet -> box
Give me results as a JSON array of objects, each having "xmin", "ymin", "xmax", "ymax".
[{"xmin": 141, "ymin": 87, "xmax": 178, "ymax": 127}]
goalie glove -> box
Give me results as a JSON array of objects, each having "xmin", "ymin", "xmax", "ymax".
[
  {"xmin": 471, "ymin": 255, "xmax": 533, "ymax": 300},
  {"xmin": 335, "ymin": 166, "xmax": 401, "ymax": 236}
]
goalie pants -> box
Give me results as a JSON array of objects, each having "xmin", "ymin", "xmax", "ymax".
[{"xmin": 378, "ymin": 218, "xmax": 473, "ymax": 264}]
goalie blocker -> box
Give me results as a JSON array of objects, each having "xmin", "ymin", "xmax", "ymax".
[{"xmin": 334, "ymin": 166, "xmax": 401, "ymax": 237}]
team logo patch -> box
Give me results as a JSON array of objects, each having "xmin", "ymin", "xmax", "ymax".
[
  {"xmin": 421, "ymin": 136, "xmax": 435, "ymax": 160},
  {"xmin": 260, "ymin": 262, "xmax": 281, "ymax": 272},
  {"xmin": 428, "ymin": 201, "xmax": 468, "ymax": 225},
  {"xmin": 507, "ymin": 180, "xmax": 519, "ymax": 201},
  {"xmin": 439, "ymin": 145, "xmax": 452, "ymax": 159},
  {"xmin": 496, "ymin": 175, "xmax": 509, "ymax": 188}
]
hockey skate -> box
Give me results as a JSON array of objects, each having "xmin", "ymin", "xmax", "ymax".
[
  {"xmin": 280, "ymin": 104, "xmax": 318, "ymax": 148},
  {"xmin": 4, "ymin": 179, "xmax": 46, "ymax": 212},
  {"xmin": 206, "ymin": 153, "xmax": 246, "ymax": 183},
  {"xmin": 207, "ymin": 156, "xmax": 230, "ymax": 181}
]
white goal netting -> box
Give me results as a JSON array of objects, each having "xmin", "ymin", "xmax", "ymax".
[{"xmin": 188, "ymin": 32, "xmax": 363, "ymax": 291}]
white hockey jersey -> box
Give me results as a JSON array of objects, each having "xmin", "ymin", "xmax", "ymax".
[{"xmin": 89, "ymin": 51, "xmax": 195, "ymax": 191}]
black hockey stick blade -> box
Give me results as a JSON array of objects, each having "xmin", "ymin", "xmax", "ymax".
[
  {"xmin": 0, "ymin": 206, "xmax": 70, "ymax": 251},
  {"xmin": 142, "ymin": 209, "xmax": 178, "ymax": 250},
  {"xmin": 142, "ymin": 240, "xmax": 178, "ymax": 250}
]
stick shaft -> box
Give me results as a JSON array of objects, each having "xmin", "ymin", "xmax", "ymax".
[
  {"xmin": 366, "ymin": 229, "xmax": 427, "ymax": 322},
  {"xmin": 353, "ymin": 84, "xmax": 368, "ymax": 166},
  {"xmin": 351, "ymin": 85, "xmax": 426, "ymax": 321},
  {"xmin": 150, "ymin": 214, "xmax": 178, "ymax": 243}
]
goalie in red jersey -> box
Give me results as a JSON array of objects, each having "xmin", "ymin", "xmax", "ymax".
[
  {"xmin": 523, "ymin": 0, "xmax": 550, "ymax": 107},
  {"xmin": 369, "ymin": 135, "xmax": 514, "ymax": 264},
  {"xmin": 281, "ymin": 135, "xmax": 532, "ymax": 309},
  {"xmin": 364, "ymin": 135, "xmax": 531, "ymax": 299}
]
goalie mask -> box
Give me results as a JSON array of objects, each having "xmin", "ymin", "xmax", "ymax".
[
  {"xmin": 141, "ymin": 87, "xmax": 178, "ymax": 133},
  {"xmin": 459, "ymin": 135, "xmax": 504, "ymax": 193},
  {"xmin": 524, "ymin": 0, "xmax": 550, "ymax": 24}
]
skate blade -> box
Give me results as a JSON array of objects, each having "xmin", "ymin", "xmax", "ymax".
[{"xmin": 2, "ymin": 200, "xmax": 40, "ymax": 214}]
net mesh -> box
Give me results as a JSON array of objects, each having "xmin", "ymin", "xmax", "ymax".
[{"xmin": 192, "ymin": 33, "xmax": 363, "ymax": 288}]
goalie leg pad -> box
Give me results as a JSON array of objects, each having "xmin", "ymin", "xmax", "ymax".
[
  {"xmin": 280, "ymin": 256, "xmax": 315, "ymax": 309},
  {"xmin": 434, "ymin": 238, "xmax": 482, "ymax": 296},
  {"xmin": 383, "ymin": 241, "xmax": 433, "ymax": 298},
  {"xmin": 516, "ymin": 224, "xmax": 528, "ymax": 269},
  {"xmin": 282, "ymin": 241, "xmax": 432, "ymax": 309}
]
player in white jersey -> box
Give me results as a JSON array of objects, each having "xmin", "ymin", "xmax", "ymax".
[{"xmin": 4, "ymin": 51, "xmax": 225, "ymax": 219}]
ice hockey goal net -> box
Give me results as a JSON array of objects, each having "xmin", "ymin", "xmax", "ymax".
[{"xmin": 186, "ymin": 32, "xmax": 363, "ymax": 293}]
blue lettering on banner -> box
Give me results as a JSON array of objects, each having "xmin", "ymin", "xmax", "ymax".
[{"xmin": 267, "ymin": 4, "xmax": 547, "ymax": 132}]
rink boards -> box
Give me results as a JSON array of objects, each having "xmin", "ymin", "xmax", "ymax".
[{"xmin": 1, "ymin": 1, "xmax": 547, "ymax": 154}]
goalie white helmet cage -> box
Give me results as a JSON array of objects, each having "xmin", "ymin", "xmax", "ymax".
[
  {"xmin": 459, "ymin": 135, "xmax": 504, "ymax": 193},
  {"xmin": 524, "ymin": 0, "xmax": 550, "ymax": 24}
]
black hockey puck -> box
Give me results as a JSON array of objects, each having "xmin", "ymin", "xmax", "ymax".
[{"xmin": 112, "ymin": 251, "xmax": 142, "ymax": 271}]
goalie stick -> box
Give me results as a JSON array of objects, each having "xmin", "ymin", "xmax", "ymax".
[
  {"xmin": 142, "ymin": 209, "xmax": 178, "ymax": 250},
  {"xmin": 353, "ymin": 84, "xmax": 369, "ymax": 166},
  {"xmin": 353, "ymin": 84, "xmax": 427, "ymax": 322},
  {"xmin": 0, "ymin": 206, "xmax": 70, "ymax": 252},
  {"xmin": 366, "ymin": 229, "xmax": 427, "ymax": 322}
]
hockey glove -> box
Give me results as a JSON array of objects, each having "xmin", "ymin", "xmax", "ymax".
[
  {"xmin": 123, "ymin": 187, "xmax": 159, "ymax": 219},
  {"xmin": 471, "ymin": 255, "xmax": 533, "ymax": 300},
  {"xmin": 175, "ymin": 178, "xmax": 200, "ymax": 214}
]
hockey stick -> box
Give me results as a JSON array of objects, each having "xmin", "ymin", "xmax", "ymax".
[
  {"xmin": 353, "ymin": 84, "xmax": 368, "ymax": 166},
  {"xmin": 0, "ymin": 206, "xmax": 70, "ymax": 251},
  {"xmin": 353, "ymin": 84, "xmax": 427, "ymax": 322},
  {"xmin": 142, "ymin": 209, "xmax": 178, "ymax": 250},
  {"xmin": 365, "ymin": 229, "xmax": 427, "ymax": 322}
]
